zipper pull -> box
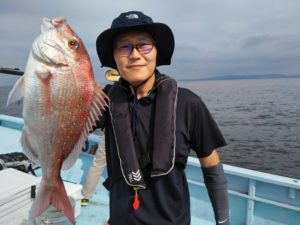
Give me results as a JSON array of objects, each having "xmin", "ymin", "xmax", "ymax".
[{"xmin": 133, "ymin": 188, "xmax": 140, "ymax": 210}]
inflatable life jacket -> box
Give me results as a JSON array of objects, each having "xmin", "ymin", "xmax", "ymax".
[{"xmin": 106, "ymin": 75, "xmax": 178, "ymax": 190}]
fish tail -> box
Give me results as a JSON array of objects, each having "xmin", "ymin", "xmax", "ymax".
[{"xmin": 30, "ymin": 179, "xmax": 75, "ymax": 224}]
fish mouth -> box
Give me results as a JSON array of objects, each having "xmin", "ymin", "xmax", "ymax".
[
  {"xmin": 52, "ymin": 17, "xmax": 66, "ymax": 27},
  {"xmin": 41, "ymin": 17, "xmax": 66, "ymax": 33},
  {"xmin": 41, "ymin": 17, "xmax": 54, "ymax": 33}
]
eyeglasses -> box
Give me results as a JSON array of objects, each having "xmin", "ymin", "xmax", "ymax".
[{"xmin": 114, "ymin": 42, "xmax": 155, "ymax": 56}]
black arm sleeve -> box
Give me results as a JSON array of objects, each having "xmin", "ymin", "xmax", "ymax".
[{"xmin": 202, "ymin": 163, "xmax": 230, "ymax": 225}]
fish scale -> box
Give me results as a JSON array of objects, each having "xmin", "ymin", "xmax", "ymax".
[{"xmin": 6, "ymin": 17, "xmax": 108, "ymax": 224}]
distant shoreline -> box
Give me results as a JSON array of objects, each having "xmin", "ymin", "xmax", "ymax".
[
  {"xmin": 178, "ymin": 74, "xmax": 300, "ymax": 82},
  {"xmin": 2, "ymin": 73, "xmax": 300, "ymax": 87}
]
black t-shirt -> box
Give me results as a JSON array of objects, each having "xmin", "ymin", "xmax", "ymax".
[{"xmin": 103, "ymin": 86, "xmax": 226, "ymax": 225}]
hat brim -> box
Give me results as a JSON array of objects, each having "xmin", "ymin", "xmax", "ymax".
[{"xmin": 96, "ymin": 23, "xmax": 174, "ymax": 69}]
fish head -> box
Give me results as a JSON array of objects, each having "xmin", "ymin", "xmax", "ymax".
[{"xmin": 32, "ymin": 17, "xmax": 89, "ymax": 67}]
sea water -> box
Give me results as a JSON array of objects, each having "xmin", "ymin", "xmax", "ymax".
[
  {"xmin": 1, "ymin": 78, "xmax": 299, "ymax": 179},
  {"xmin": 180, "ymin": 78, "xmax": 300, "ymax": 179}
]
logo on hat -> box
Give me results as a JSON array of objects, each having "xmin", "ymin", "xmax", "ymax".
[{"xmin": 125, "ymin": 14, "xmax": 139, "ymax": 20}]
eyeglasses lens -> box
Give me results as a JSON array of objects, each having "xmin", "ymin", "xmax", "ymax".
[{"xmin": 116, "ymin": 43, "xmax": 154, "ymax": 56}]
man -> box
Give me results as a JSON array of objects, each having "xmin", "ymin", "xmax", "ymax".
[
  {"xmin": 95, "ymin": 11, "xmax": 230, "ymax": 225},
  {"xmin": 81, "ymin": 131, "xmax": 106, "ymax": 206}
]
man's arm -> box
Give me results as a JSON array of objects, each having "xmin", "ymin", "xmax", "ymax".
[{"xmin": 200, "ymin": 150, "xmax": 230, "ymax": 225}]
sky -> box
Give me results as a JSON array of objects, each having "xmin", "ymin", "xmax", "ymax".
[{"xmin": 1, "ymin": 0, "xmax": 300, "ymax": 84}]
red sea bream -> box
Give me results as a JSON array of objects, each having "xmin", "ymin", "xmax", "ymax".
[{"xmin": 7, "ymin": 17, "xmax": 108, "ymax": 224}]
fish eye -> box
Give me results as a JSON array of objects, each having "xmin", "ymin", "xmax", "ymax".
[{"xmin": 68, "ymin": 39, "xmax": 79, "ymax": 49}]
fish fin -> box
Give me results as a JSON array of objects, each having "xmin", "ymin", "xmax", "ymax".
[
  {"xmin": 30, "ymin": 179, "xmax": 75, "ymax": 224},
  {"xmin": 62, "ymin": 83, "xmax": 108, "ymax": 170},
  {"xmin": 7, "ymin": 76, "xmax": 25, "ymax": 106},
  {"xmin": 21, "ymin": 129, "xmax": 40, "ymax": 165}
]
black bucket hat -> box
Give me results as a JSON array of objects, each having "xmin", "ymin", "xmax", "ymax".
[{"xmin": 96, "ymin": 11, "xmax": 175, "ymax": 69}]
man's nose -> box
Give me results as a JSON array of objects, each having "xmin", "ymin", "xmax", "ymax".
[{"xmin": 129, "ymin": 47, "xmax": 141, "ymax": 59}]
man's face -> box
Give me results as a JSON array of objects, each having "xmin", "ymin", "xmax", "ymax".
[{"xmin": 113, "ymin": 31, "xmax": 157, "ymax": 87}]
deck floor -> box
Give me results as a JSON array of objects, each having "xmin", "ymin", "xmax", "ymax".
[{"xmin": 76, "ymin": 179, "xmax": 110, "ymax": 225}]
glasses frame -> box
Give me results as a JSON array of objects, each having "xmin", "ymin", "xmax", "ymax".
[{"xmin": 114, "ymin": 42, "xmax": 155, "ymax": 56}]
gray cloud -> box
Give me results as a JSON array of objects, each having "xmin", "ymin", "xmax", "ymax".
[{"xmin": 1, "ymin": 0, "xmax": 300, "ymax": 83}]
